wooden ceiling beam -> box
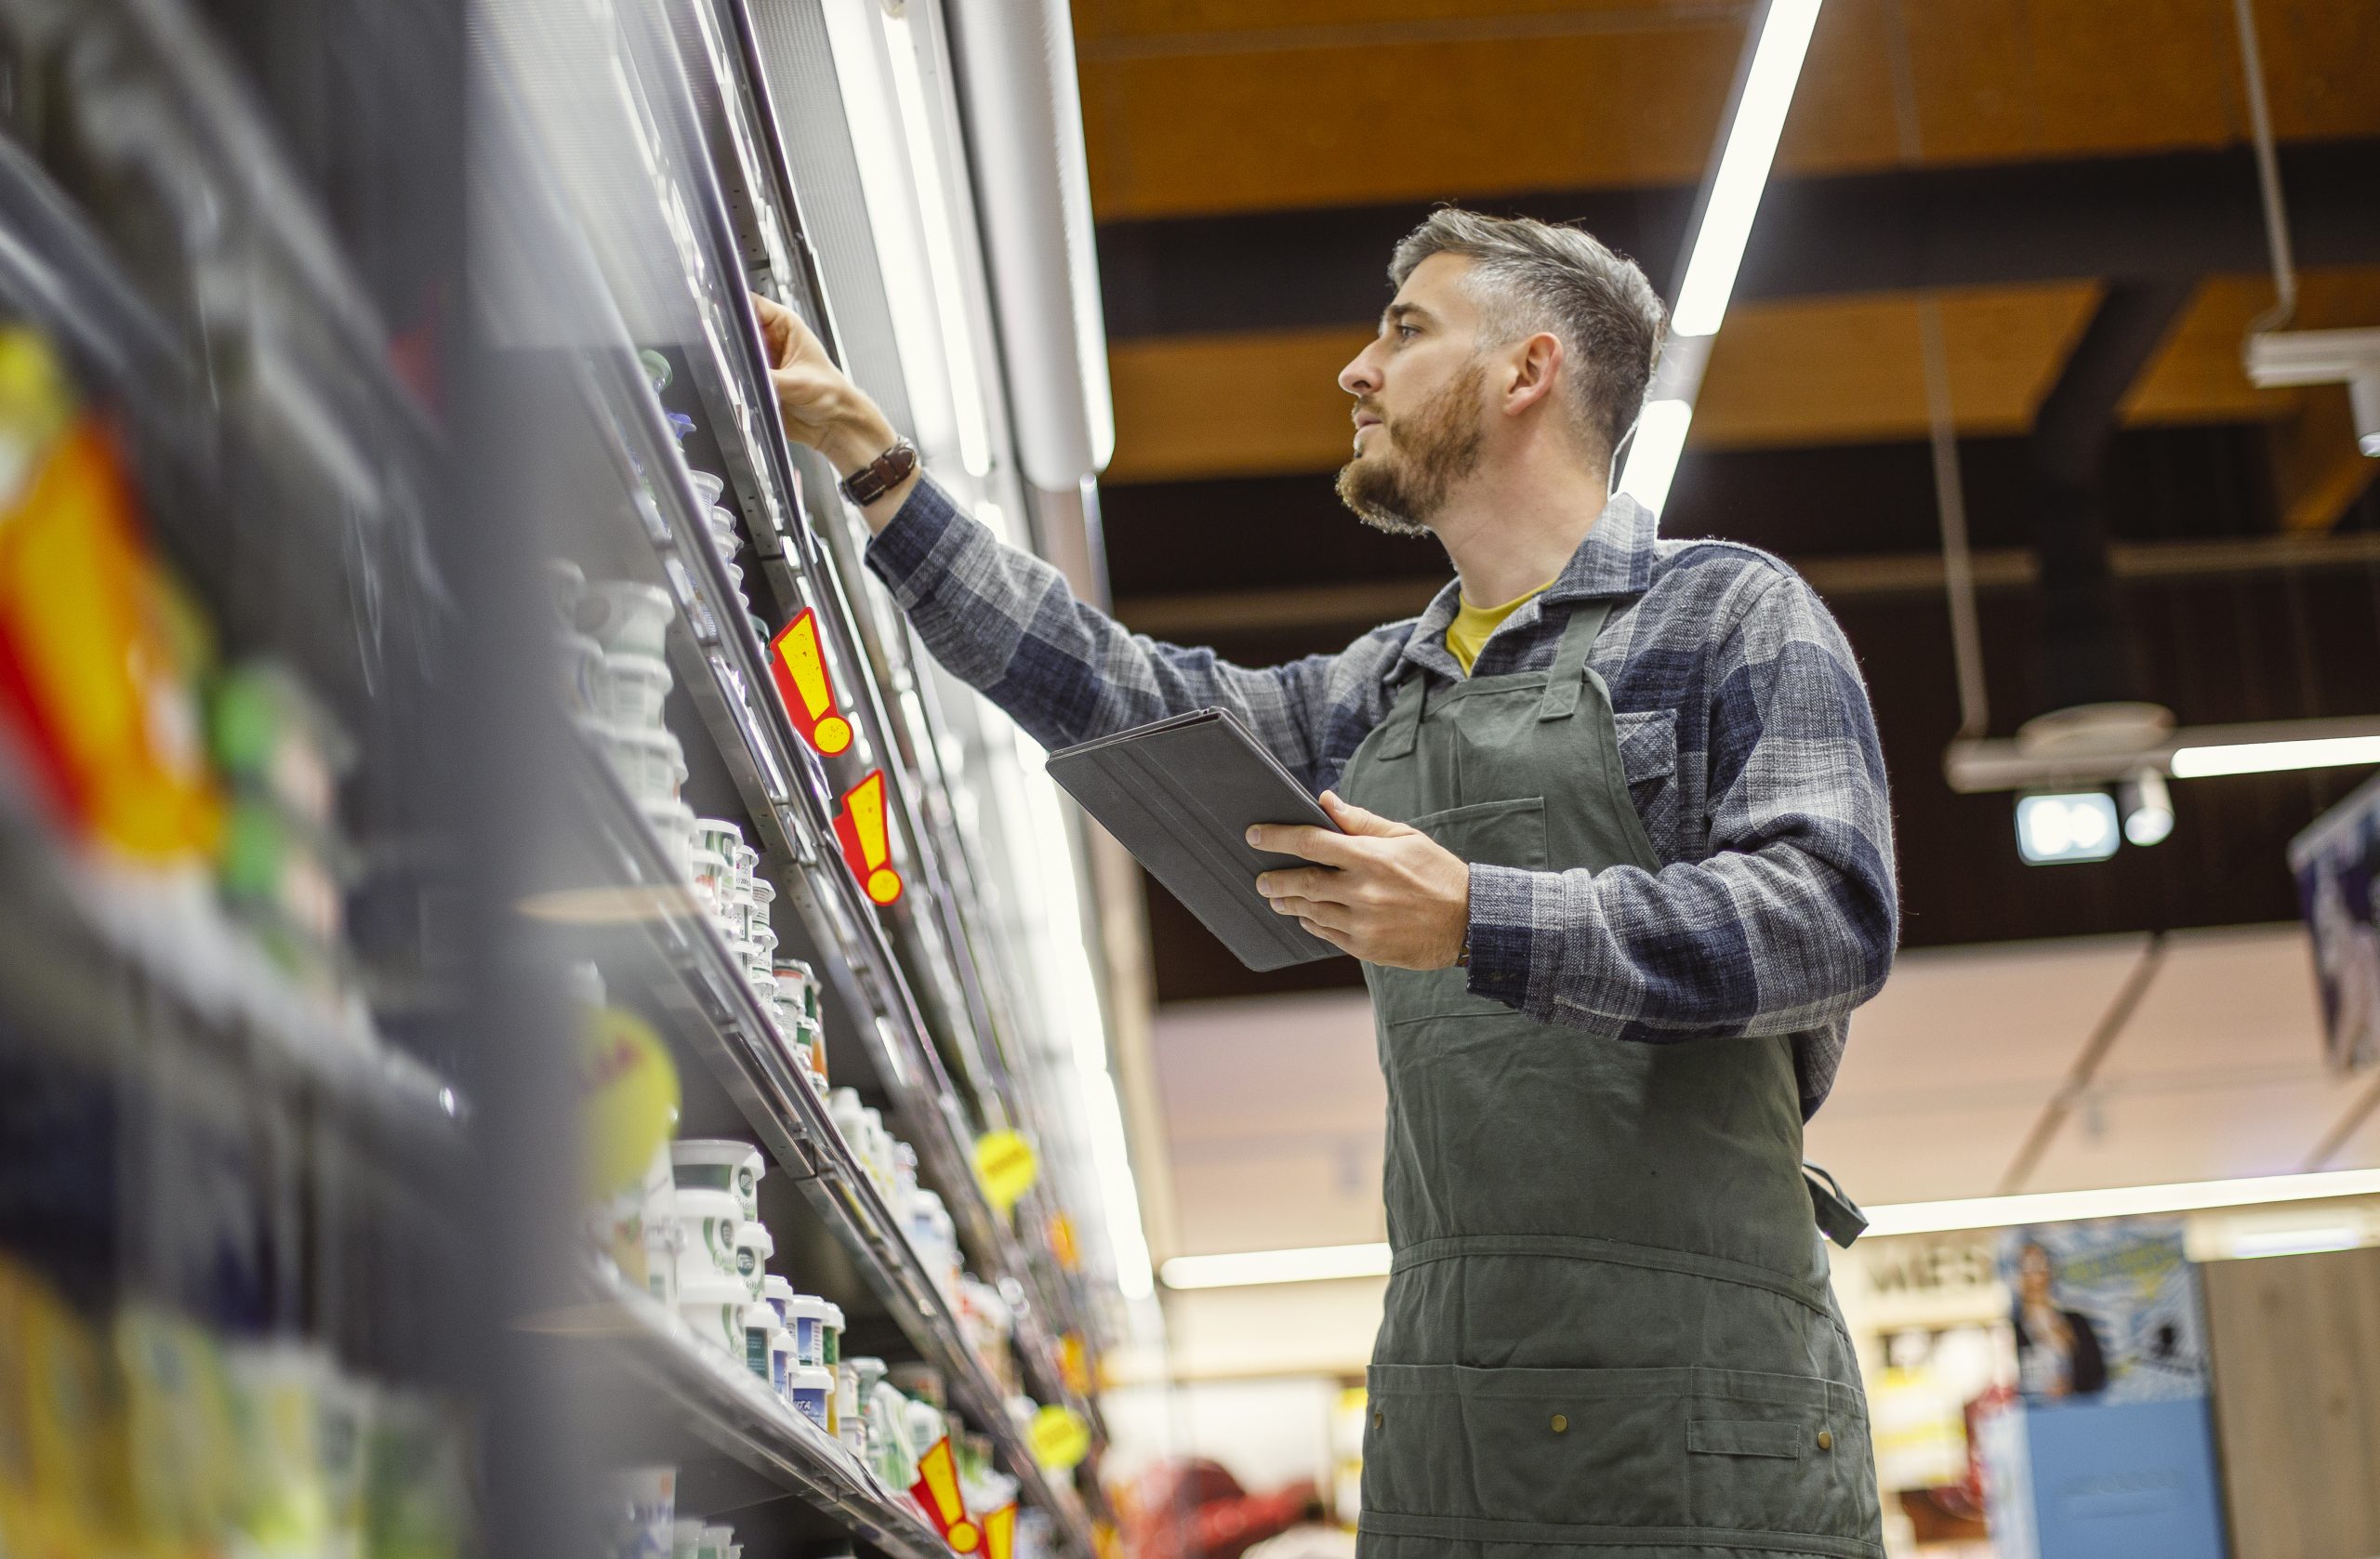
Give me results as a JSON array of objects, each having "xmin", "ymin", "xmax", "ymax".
[
  {"xmin": 1103, "ymin": 269, "xmax": 2380, "ymax": 484},
  {"xmin": 1076, "ymin": 0, "xmax": 2380, "ymax": 220}
]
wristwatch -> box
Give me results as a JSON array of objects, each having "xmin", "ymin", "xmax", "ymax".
[{"xmin": 839, "ymin": 437, "xmax": 919, "ymax": 507}]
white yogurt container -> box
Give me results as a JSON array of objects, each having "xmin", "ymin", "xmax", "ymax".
[
  {"xmin": 787, "ymin": 1365, "xmax": 834, "ymax": 1432},
  {"xmin": 787, "ymin": 1294, "xmax": 835, "ymax": 1367},
  {"xmin": 768, "ymin": 1327, "xmax": 794, "ymax": 1397},
  {"xmin": 597, "ymin": 652, "xmax": 673, "ymax": 729},
  {"xmin": 672, "ymin": 1140, "xmax": 763, "ymax": 1221},
  {"xmin": 774, "ymin": 960, "xmax": 818, "ymax": 1024},
  {"xmin": 638, "ymin": 799, "xmax": 696, "ymax": 881},
  {"xmin": 742, "ymin": 1301, "xmax": 777, "ymax": 1383},
  {"xmin": 687, "ymin": 470, "xmax": 725, "ymax": 510},
  {"xmin": 677, "ymin": 1274, "xmax": 747, "ymax": 1358},
  {"xmin": 732, "ymin": 1220, "xmax": 774, "ymax": 1299},
  {"xmin": 763, "ymin": 1275, "xmax": 795, "ymax": 1328},
  {"xmin": 580, "ymin": 580, "xmax": 674, "ymax": 657},
  {"xmin": 552, "ymin": 632, "xmax": 604, "ymax": 717},
  {"xmin": 669, "ymin": 1189, "xmax": 744, "ymax": 1289}
]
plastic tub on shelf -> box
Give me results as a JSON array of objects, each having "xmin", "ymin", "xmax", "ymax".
[
  {"xmin": 578, "ymin": 580, "xmax": 674, "ymax": 657},
  {"xmin": 595, "ymin": 652, "xmax": 673, "ymax": 729}
]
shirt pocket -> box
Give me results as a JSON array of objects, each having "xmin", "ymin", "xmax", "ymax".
[{"xmin": 1610, "ymin": 708, "xmax": 1679, "ymax": 854}]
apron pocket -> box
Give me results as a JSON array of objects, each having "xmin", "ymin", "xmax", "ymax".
[
  {"xmin": 1370, "ymin": 798, "xmax": 1549, "ymax": 1025},
  {"xmin": 1686, "ymin": 1394, "xmax": 1871, "ymax": 1539},
  {"xmin": 1406, "ymin": 795, "xmax": 1548, "ymax": 869},
  {"xmin": 1368, "ymin": 1365, "xmax": 1689, "ymax": 1531}
]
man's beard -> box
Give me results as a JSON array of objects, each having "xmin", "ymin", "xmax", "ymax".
[{"xmin": 1335, "ymin": 362, "xmax": 1486, "ymax": 536}]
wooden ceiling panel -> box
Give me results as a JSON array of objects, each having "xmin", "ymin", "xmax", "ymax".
[
  {"xmin": 1689, "ymin": 283, "xmax": 2099, "ymax": 447},
  {"xmin": 1107, "ymin": 326, "xmax": 1370, "ymax": 482},
  {"xmin": 2126, "ymin": 268, "xmax": 2380, "ymax": 425},
  {"xmin": 1076, "ymin": 0, "xmax": 2380, "ymax": 220}
]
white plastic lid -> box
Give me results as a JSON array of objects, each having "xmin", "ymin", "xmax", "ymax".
[
  {"xmin": 787, "ymin": 1294, "xmax": 834, "ymax": 1324},
  {"xmin": 736, "ymin": 1221, "xmax": 774, "ymax": 1259},
  {"xmin": 821, "ymin": 1302, "xmax": 844, "ymax": 1329},
  {"xmin": 677, "ymin": 1274, "xmax": 746, "ymax": 1305},
  {"xmin": 672, "ymin": 1140, "xmax": 763, "ymax": 1171},
  {"xmin": 764, "ymin": 1275, "xmax": 797, "ymax": 1301},
  {"xmin": 788, "ymin": 1366, "xmax": 836, "ymax": 1391},
  {"xmin": 743, "ymin": 1301, "xmax": 776, "ymax": 1328}
]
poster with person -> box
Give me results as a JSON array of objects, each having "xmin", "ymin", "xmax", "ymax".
[
  {"xmin": 2291, "ymin": 771, "xmax": 2380, "ymax": 1075},
  {"xmin": 1997, "ymin": 1219, "xmax": 2206, "ymax": 1406}
]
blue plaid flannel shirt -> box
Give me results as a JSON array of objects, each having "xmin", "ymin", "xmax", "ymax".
[{"xmin": 866, "ymin": 480, "xmax": 1897, "ymax": 1118}]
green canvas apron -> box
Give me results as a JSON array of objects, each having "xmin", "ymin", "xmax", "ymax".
[{"xmin": 1340, "ymin": 599, "xmax": 1884, "ymax": 1559}]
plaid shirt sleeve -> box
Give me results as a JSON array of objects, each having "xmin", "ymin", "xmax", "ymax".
[
  {"xmin": 864, "ymin": 478, "xmax": 1346, "ymax": 787},
  {"xmin": 1464, "ymin": 565, "xmax": 1897, "ymax": 1049}
]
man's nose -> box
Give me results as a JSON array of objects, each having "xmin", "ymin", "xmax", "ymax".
[{"xmin": 1339, "ymin": 345, "xmax": 1380, "ymax": 397}]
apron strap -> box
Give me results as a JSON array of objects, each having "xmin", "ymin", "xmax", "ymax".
[
  {"xmin": 1803, "ymin": 1160, "xmax": 1869, "ymax": 1248},
  {"xmin": 1535, "ymin": 599, "xmax": 1616, "ymax": 722},
  {"xmin": 1371, "ymin": 668, "xmax": 1426, "ymax": 760}
]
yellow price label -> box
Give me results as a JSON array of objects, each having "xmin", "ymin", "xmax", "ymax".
[
  {"xmin": 1048, "ymin": 1210, "xmax": 1079, "ymax": 1273},
  {"xmin": 1028, "ymin": 1404, "xmax": 1091, "ymax": 1472},
  {"xmin": 1059, "ymin": 1332, "xmax": 1091, "ymax": 1399},
  {"xmin": 974, "ymin": 1130, "xmax": 1039, "ymax": 1214}
]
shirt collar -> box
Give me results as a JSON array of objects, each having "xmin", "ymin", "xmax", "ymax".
[{"xmin": 1390, "ymin": 492, "xmax": 1657, "ymax": 683}]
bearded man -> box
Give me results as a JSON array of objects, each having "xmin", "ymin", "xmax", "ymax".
[{"xmin": 759, "ymin": 209, "xmax": 1897, "ymax": 1558}]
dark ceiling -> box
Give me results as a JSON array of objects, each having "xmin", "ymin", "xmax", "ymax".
[{"xmin": 1071, "ymin": 0, "xmax": 2380, "ymax": 1007}]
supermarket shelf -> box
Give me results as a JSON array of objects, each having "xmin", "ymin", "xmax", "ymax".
[
  {"xmin": 562, "ymin": 666, "xmax": 1094, "ymax": 1554},
  {"xmin": 654, "ymin": 0, "xmax": 1113, "ymax": 1431},
  {"xmin": 586, "ymin": 1274, "xmax": 954, "ymax": 1559},
  {"xmin": 0, "ymin": 773, "xmax": 461, "ymax": 1169}
]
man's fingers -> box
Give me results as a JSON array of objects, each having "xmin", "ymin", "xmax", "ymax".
[
  {"xmin": 1319, "ymin": 790, "xmax": 1411, "ymax": 838},
  {"xmin": 1254, "ymin": 865, "xmax": 1352, "ymax": 904},
  {"xmin": 1297, "ymin": 918, "xmax": 1356, "ymax": 952},
  {"xmin": 1266, "ymin": 895, "xmax": 1348, "ymax": 931},
  {"xmin": 1246, "ymin": 821, "xmax": 1365, "ymax": 865}
]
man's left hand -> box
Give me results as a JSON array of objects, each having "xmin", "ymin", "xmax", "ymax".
[{"xmin": 1250, "ymin": 792, "xmax": 1469, "ymax": 970}]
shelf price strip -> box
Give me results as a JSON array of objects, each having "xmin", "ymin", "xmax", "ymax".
[
  {"xmin": 768, "ymin": 609, "xmax": 853, "ymax": 755},
  {"xmin": 831, "ymin": 769, "xmax": 904, "ymax": 905},
  {"xmin": 908, "ymin": 1435, "xmax": 978, "ymax": 1552}
]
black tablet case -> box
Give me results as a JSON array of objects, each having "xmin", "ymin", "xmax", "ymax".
[{"xmin": 1045, "ymin": 709, "xmax": 1347, "ymax": 971}]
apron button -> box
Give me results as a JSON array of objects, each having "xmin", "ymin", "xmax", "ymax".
[
  {"xmin": 1817, "ymin": 1429, "xmax": 1833, "ymax": 1451},
  {"xmin": 1373, "ymin": 1411, "xmax": 1384, "ymax": 1429},
  {"xmin": 1549, "ymin": 1414, "xmax": 1567, "ymax": 1434}
]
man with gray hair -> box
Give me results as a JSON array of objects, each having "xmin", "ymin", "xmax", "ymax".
[{"xmin": 758, "ymin": 208, "xmax": 1894, "ymax": 1555}]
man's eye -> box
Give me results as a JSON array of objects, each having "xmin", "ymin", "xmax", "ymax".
[{"xmin": 1397, "ymin": 324, "xmax": 1419, "ymax": 341}]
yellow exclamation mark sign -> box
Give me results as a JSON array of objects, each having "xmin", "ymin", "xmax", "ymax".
[
  {"xmin": 768, "ymin": 609, "xmax": 853, "ymax": 755},
  {"xmin": 907, "ymin": 1436, "xmax": 979, "ymax": 1552},
  {"xmin": 832, "ymin": 769, "xmax": 904, "ymax": 905},
  {"xmin": 985, "ymin": 1503, "xmax": 1016, "ymax": 1559}
]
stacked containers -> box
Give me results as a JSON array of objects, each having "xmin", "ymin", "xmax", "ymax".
[{"xmin": 559, "ymin": 565, "xmax": 694, "ymax": 876}]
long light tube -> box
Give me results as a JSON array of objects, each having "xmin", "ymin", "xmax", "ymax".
[
  {"xmin": 2171, "ymin": 734, "xmax": 2380, "ymax": 777},
  {"xmin": 1160, "ymin": 1167, "xmax": 2380, "ymax": 1288},
  {"xmin": 880, "ymin": 9, "xmax": 995, "ymax": 478},
  {"xmin": 1668, "ymin": 0, "xmax": 1825, "ymax": 337},
  {"xmin": 1613, "ymin": 0, "xmax": 1823, "ymax": 514}
]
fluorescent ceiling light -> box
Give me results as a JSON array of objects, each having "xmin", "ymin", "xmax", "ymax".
[
  {"xmin": 1669, "ymin": 0, "xmax": 1825, "ymax": 337},
  {"xmin": 1860, "ymin": 1168, "xmax": 2380, "ymax": 1238},
  {"xmin": 1162, "ymin": 1167, "xmax": 2380, "ymax": 1288},
  {"xmin": 1160, "ymin": 1243, "xmax": 1392, "ymax": 1291},
  {"xmin": 2228, "ymin": 1225, "xmax": 2360, "ymax": 1260},
  {"xmin": 2170, "ymin": 734, "xmax": 2380, "ymax": 777},
  {"xmin": 1614, "ymin": 0, "xmax": 1822, "ymax": 510},
  {"xmin": 1615, "ymin": 398, "xmax": 1693, "ymax": 512}
]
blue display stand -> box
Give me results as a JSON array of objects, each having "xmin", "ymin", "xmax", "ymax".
[{"xmin": 1980, "ymin": 1396, "xmax": 2228, "ymax": 1559}]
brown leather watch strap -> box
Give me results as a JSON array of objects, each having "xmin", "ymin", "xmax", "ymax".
[{"xmin": 838, "ymin": 437, "xmax": 919, "ymax": 507}]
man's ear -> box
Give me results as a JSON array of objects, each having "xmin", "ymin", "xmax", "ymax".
[{"xmin": 1502, "ymin": 332, "xmax": 1565, "ymax": 417}]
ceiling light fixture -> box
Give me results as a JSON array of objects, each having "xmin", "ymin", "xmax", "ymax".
[
  {"xmin": 2171, "ymin": 733, "xmax": 2380, "ymax": 778},
  {"xmin": 1157, "ymin": 1168, "xmax": 2380, "ymax": 1288},
  {"xmin": 1614, "ymin": 0, "xmax": 1824, "ymax": 514}
]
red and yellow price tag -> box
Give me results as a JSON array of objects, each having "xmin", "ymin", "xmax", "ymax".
[
  {"xmin": 984, "ymin": 1503, "xmax": 1017, "ymax": 1559},
  {"xmin": 832, "ymin": 770, "xmax": 903, "ymax": 905},
  {"xmin": 908, "ymin": 1436, "xmax": 979, "ymax": 1552},
  {"xmin": 768, "ymin": 609, "xmax": 853, "ymax": 756}
]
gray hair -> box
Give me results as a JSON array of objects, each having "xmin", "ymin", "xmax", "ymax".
[{"xmin": 1388, "ymin": 209, "xmax": 1666, "ymax": 460}]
